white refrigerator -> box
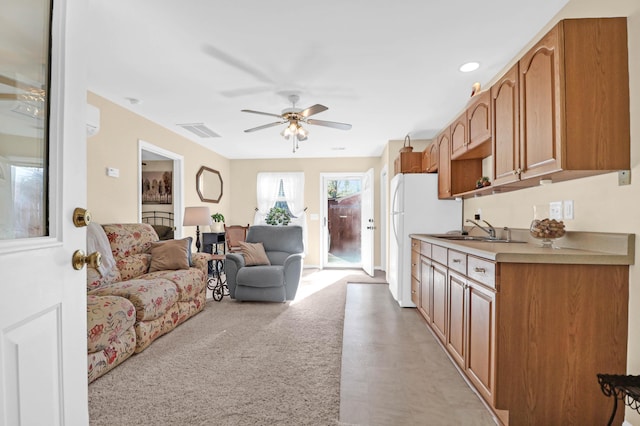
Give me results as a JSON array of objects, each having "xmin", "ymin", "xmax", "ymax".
[{"xmin": 388, "ymin": 173, "xmax": 462, "ymax": 307}]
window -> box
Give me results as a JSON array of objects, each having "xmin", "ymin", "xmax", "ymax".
[{"xmin": 255, "ymin": 172, "xmax": 307, "ymax": 252}]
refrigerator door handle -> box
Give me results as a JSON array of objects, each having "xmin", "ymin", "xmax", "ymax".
[{"xmin": 391, "ymin": 186, "xmax": 401, "ymax": 245}]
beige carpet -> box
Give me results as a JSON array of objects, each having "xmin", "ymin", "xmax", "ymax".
[{"xmin": 88, "ymin": 269, "xmax": 386, "ymax": 426}]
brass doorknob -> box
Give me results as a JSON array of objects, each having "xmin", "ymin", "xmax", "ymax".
[
  {"xmin": 72, "ymin": 250, "xmax": 101, "ymax": 270},
  {"xmin": 73, "ymin": 208, "xmax": 92, "ymax": 227}
]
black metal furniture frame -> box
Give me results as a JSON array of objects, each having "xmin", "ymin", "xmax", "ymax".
[{"xmin": 597, "ymin": 374, "xmax": 640, "ymax": 426}]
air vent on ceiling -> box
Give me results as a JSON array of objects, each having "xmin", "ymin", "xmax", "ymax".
[{"xmin": 177, "ymin": 123, "xmax": 221, "ymax": 138}]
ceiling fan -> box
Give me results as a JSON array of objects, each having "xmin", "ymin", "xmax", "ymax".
[{"xmin": 241, "ymin": 94, "xmax": 352, "ymax": 152}]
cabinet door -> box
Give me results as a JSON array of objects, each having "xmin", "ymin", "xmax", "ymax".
[
  {"xmin": 447, "ymin": 271, "xmax": 466, "ymax": 369},
  {"xmin": 410, "ymin": 241, "xmax": 420, "ymax": 306},
  {"xmin": 421, "ymin": 148, "xmax": 430, "ymax": 173},
  {"xmin": 419, "ymin": 257, "xmax": 433, "ymax": 323},
  {"xmin": 428, "ymin": 143, "xmax": 438, "ymax": 172},
  {"xmin": 432, "ymin": 262, "xmax": 448, "ymax": 343},
  {"xmin": 450, "ymin": 115, "xmax": 467, "ymax": 159},
  {"xmin": 492, "ymin": 64, "xmax": 521, "ymax": 186},
  {"xmin": 437, "ymin": 130, "xmax": 452, "ymax": 199},
  {"xmin": 467, "ymin": 91, "xmax": 491, "ymax": 150},
  {"xmin": 466, "ymin": 281, "xmax": 496, "ymax": 405},
  {"xmin": 519, "ymin": 24, "xmax": 563, "ymax": 180}
]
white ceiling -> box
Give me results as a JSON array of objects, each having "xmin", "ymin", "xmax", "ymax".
[{"xmin": 87, "ymin": 0, "xmax": 569, "ymax": 160}]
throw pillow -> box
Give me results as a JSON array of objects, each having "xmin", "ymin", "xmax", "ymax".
[
  {"xmin": 238, "ymin": 241, "xmax": 271, "ymax": 266},
  {"xmin": 149, "ymin": 237, "xmax": 192, "ymax": 272}
]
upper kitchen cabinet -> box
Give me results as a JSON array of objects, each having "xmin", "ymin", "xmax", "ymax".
[
  {"xmin": 437, "ymin": 129, "xmax": 452, "ymax": 198},
  {"xmin": 451, "ymin": 91, "xmax": 492, "ymax": 161},
  {"xmin": 491, "ymin": 64, "xmax": 520, "ymax": 187},
  {"xmin": 422, "ymin": 142, "xmax": 438, "ymax": 173},
  {"xmin": 450, "ymin": 114, "xmax": 467, "ymax": 159},
  {"xmin": 517, "ymin": 18, "xmax": 630, "ymax": 184}
]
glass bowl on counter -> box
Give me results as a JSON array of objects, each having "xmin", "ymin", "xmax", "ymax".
[{"xmin": 530, "ymin": 204, "xmax": 566, "ymax": 248}]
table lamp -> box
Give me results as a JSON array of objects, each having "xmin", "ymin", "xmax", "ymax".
[{"xmin": 183, "ymin": 206, "xmax": 212, "ymax": 252}]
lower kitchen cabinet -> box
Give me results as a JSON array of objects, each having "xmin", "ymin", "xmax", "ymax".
[
  {"xmin": 411, "ymin": 239, "xmax": 628, "ymax": 425},
  {"xmin": 431, "ymin": 261, "xmax": 448, "ymax": 344},
  {"xmin": 446, "ymin": 271, "xmax": 466, "ymax": 370},
  {"xmin": 466, "ymin": 280, "xmax": 495, "ymax": 404},
  {"xmin": 418, "ymin": 256, "xmax": 432, "ymax": 323}
]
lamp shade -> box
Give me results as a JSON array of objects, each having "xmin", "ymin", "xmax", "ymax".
[{"xmin": 183, "ymin": 206, "xmax": 213, "ymax": 226}]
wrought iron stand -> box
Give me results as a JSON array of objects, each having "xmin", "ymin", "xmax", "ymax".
[{"xmin": 597, "ymin": 374, "xmax": 640, "ymax": 426}]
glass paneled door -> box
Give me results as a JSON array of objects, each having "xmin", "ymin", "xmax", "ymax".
[{"xmin": 0, "ymin": 0, "xmax": 89, "ymax": 424}]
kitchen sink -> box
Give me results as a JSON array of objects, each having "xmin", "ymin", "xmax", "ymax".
[{"xmin": 431, "ymin": 235, "xmax": 527, "ymax": 243}]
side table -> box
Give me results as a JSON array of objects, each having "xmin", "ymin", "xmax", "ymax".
[
  {"xmin": 206, "ymin": 253, "xmax": 228, "ymax": 301},
  {"xmin": 597, "ymin": 374, "xmax": 640, "ymax": 425},
  {"xmin": 203, "ymin": 232, "xmax": 225, "ymax": 276}
]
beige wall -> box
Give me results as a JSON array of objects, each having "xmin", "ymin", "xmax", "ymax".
[
  {"xmin": 86, "ymin": 92, "xmax": 231, "ymax": 243},
  {"xmin": 462, "ymin": 0, "xmax": 640, "ymax": 422},
  {"xmin": 229, "ymin": 157, "xmax": 383, "ymax": 267},
  {"xmin": 86, "ymin": 0, "xmax": 640, "ymax": 420}
]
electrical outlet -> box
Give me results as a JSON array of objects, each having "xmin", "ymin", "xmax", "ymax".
[
  {"xmin": 564, "ymin": 200, "xmax": 574, "ymax": 220},
  {"xmin": 106, "ymin": 167, "xmax": 119, "ymax": 178},
  {"xmin": 619, "ymin": 170, "xmax": 631, "ymax": 186},
  {"xmin": 475, "ymin": 209, "xmax": 482, "ymax": 220},
  {"xmin": 549, "ymin": 201, "xmax": 563, "ymax": 220}
]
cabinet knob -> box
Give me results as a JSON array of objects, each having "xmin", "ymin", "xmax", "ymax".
[
  {"xmin": 452, "ymin": 259, "xmax": 462, "ymax": 263},
  {"xmin": 474, "ymin": 267, "xmax": 486, "ymax": 273}
]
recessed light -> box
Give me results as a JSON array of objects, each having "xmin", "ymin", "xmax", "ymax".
[{"xmin": 459, "ymin": 62, "xmax": 480, "ymax": 73}]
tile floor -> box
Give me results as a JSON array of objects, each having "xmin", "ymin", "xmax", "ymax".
[{"xmin": 339, "ymin": 283, "xmax": 498, "ymax": 426}]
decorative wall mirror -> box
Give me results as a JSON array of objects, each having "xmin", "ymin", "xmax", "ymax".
[{"xmin": 196, "ymin": 166, "xmax": 223, "ymax": 203}]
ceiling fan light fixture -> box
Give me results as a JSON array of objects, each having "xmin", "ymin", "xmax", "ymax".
[{"xmin": 297, "ymin": 125, "xmax": 308, "ymax": 139}]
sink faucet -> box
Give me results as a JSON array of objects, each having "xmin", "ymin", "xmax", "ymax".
[{"xmin": 465, "ymin": 219, "xmax": 497, "ymax": 239}]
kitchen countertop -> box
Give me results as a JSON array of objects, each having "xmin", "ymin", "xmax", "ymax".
[{"xmin": 411, "ymin": 230, "xmax": 635, "ymax": 265}]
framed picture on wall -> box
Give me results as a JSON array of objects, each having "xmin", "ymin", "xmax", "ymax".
[{"xmin": 142, "ymin": 171, "xmax": 172, "ymax": 204}]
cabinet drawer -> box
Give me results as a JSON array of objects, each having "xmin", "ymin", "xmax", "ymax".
[
  {"xmin": 432, "ymin": 244, "xmax": 448, "ymax": 265},
  {"xmin": 420, "ymin": 241, "xmax": 432, "ymax": 257},
  {"xmin": 467, "ymin": 256, "xmax": 496, "ymax": 289},
  {"xmin": 448, "ymin": 249, "xmax": 467, "ymax": 275}
]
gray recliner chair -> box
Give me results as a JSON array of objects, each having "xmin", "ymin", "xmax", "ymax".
[{"xmin": 225, "ymin": 225, "xmax": 304, "ymax": 302}]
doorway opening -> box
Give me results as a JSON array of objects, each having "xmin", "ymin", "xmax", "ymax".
[
  {"xmin": 138, "ymin": 140, "xmax": 184, "ymax": 238},
  {"xmin": 322, "ymin": 174, "xmax": 363, "ymax": 267}
]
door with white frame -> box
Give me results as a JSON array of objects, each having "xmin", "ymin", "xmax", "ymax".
[
  {"xmin": 360, "ymin": 168, "xmax": 375, "ymax": 276},
  {"xmin": 321, "ymin": 172, "xmax": 374, "ymax": 272},
  {"xmin": 138, "ymin": 140, "xmax": 184, "ymax": 238},
  {"xmin": 0, "ymin": 0, "xmax": 89, "ymax": 424}
]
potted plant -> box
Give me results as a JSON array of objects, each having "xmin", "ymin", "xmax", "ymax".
[
  {"xmin": 265, "ymin": 207, "xmax": 291, "ymax": 226},
  {"xmin": 211, "ymin": 212, "xmax": 225, "ymax": 233}
]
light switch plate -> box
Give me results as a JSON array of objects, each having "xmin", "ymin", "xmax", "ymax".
[
  {"xmin": 106, "ymin": 167, "xmax": 119, "ymax": 178},
  {"xmin": 563, "ymin": 200, "xmax": 574, "ymax": 220}
]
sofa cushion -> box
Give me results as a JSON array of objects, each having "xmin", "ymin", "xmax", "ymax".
[
  {"xmin": 143, "ymin": 268, "xmax": 206, "ymax": 302},
  {"xmin": 103, "ymin": 223, "xmax": 158, "ymax": 260},
  {"xmin": 238, "ymin": 241, "xmax": 271, "ymax": 266},
  {"xmin": 87, "ymin": 294, "xmax": 136, "ymax": 353},
  {"xmin": 87, "ymin": 266, "xmax": 122, "ymax": 292},
  {"xmin": 148, "ymin": 238, "xmax": 192, "ymax": 272},
  {"xmin": 116, "ymin": 253, "xmax": 151, "ymax": 281},
  {"xmin": 89, "ymin": 278, "xmax": 179, "ymax": 322},
  {"xmin": 236, "ymin": 264, "xmax": 284, "ymax": 288}
]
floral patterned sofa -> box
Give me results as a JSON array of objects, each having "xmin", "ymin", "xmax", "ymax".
[{"xmin": 86, "ymin": 223, "xmax": 208, "ymax": 382}]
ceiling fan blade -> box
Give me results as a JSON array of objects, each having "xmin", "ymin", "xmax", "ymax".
[
  {"xmin": 244, "ymin": 121, "xmax": 286, "ymax": 133},
  {"xmin": 307, "ymin": 119, "xmax": 352, "ymax": 130},
  {"xmin": 299, "ymin": 104, "xmax": 328, "ymax": 118},
  {"xmin": 203, "ymin": 44, "xmax": 274, "ymax": 85},
  {"xmin": 241, "ymin": 109, "xmax": 284, "ymax": 119}
]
